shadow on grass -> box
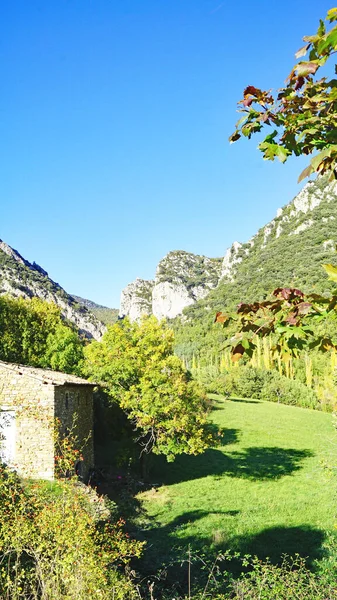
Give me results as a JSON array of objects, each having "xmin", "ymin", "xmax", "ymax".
[
  {"xmin": 229, "ymin": 397, "xmax": 261, "ymax": 404},
  {"xmin": 151, "ymin": 446, "xmax": 314, "ymax": 485},
  {"xmin": 139, "ymin": 512, "xmax": 326, "ymax": 593},
  {"xmin": 210, "ymin": 426, "xmax": 241, "ymax": 446},
  {"xmin": 240, "ymin": 525, "xmax": 325, "ymax": 565}
]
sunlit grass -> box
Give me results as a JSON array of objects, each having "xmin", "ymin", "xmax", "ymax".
[{"xmin": 137, "ymin": 396, "xmax": 337, "ymax": 573}]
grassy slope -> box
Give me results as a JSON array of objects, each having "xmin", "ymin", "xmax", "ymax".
[{"xmin": 137, "ymin": 397, "xmax": 337, "ymax": 572}]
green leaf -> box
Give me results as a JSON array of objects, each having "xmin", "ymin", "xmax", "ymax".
[
  {"xmin": 322, "ymin": 263, "xmax": 337, "ymax": 282},
  {"xmin": 317, "ymin": 19, "xmax": 326, "ymax": 36},
  {"xmin": 275, "ymin": 146, "xmax": 291, "ymax": 163},
  {"xmin": 264, "ymin": 130, "xmax": 278, "ymax": 143},
  {"xmin": 327, "ymin": 8, "xmax": 337, "ymax": 23},
  {"xmin": 318, "ymin": 27, "xmax": 337, "ymax": 53}
]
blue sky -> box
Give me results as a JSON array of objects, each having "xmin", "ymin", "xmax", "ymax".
[{"xmin": 1, "ymin": 1, "xmax": 332, "ymax": 307}]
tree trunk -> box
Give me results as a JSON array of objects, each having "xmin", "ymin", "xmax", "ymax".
[{"xmin": 139, "ymin": 451, "xmax": 152, "ymax": 481}]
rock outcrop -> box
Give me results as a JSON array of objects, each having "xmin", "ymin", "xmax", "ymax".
[
  {"xmin": 119, "ymin": 278, "xmax": 154, "ymax": 321},
  {"xmin": 120, "ymin": 251, "xmax": 222, "ymax": 321}
]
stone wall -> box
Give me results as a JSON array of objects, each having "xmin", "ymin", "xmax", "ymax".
[
  {"xmin": 0, "ymin": 365, "xmax": 95, "ymax": 481},
  {"xmin": 0, "ymin": 366, "xmax": 55, "ymax": 479},
  {"xmin": 54, "ymin": 384, "xmax": 94, "ymax": 479}
]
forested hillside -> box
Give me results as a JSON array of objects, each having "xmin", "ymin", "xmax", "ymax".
[
  {"xmin": 173, "ymin": 177, "xmax": 337, "ymax": 363},
  {"xmin": 72, "ymin": 295, "xmax": 119, "ymax": 325}
]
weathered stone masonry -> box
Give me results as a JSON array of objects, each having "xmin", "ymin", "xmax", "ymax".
[{"xmin": 0, "ymin": 361, "xmax": 94, "ymax": 480}]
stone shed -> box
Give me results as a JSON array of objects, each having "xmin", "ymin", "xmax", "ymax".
[{"xmin": 0, "ymin": 361, "xmax": 94, "ymax": 480}]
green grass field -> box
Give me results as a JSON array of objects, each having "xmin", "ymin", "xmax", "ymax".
[{"xmin": 136, "ymin": 396, "xmax": 337, "ymax": 577}]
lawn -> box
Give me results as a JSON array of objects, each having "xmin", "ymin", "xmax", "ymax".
[{"xmin": 135, "ymin": 396, "xmax": 337, "ymax": 577}]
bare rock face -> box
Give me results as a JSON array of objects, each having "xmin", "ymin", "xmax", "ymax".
[
  {"xmin": 120, "ymin": 251, "xmax": 222, "ymax": 321},
  {"xmin": 0, "ymin": 240, "xmax": 105, "ymax": 340},
  {"xmin": 119, "ymin": 278, "xmax": 154, "ymax": 321},
  {"xmin": 152, "ymin": 281, "xmax": 195, "ymax": 320},
  {"xmin": 220, "ymin": 241, "xmax": 244, "ymax": 281}
]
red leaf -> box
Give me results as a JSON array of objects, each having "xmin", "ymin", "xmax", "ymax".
[
  {"xmin": 294, "ymin": 76, "xmax": 305, "ymax": 91},
  {"xmin": 243, "ymin": 85, "xmax": 260, "ymax": 97},
  {"xmin": 272, "ymin": 288, "xmax": 304, "ymax": 300},
  {"xmin": 285, "ymin": 313, "xmax": 299, "ymax": 325}
]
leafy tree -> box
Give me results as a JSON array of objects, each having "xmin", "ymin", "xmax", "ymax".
[
  {"xmin": 83, "ymin": 317, "xmax": 214, "ymax": 470},
  {"xmin": 0, "ymin": 295, "xmax": 84, "ymax": 373},
  {"xmin": 230, "ymin": 8, "xmax": 337, "ymax": 181},
  {"xmin": 43, "ymin": 324, "xmax": 84, "ymax": 374}
]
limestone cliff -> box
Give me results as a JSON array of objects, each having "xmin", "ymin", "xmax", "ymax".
[
  {"xmin": 0, "ymin": 240, "xmax": 105, "ymax": 340},
  {"xmin": 217, "ymin": 178, "xmax": 337, "ymax": 283},
  {"xmin": 120, "ymin": 251, "xmax": 222, "ymax": 321},
  {"xmin": 119, "ymin": 278, "xmax": 154, "ymax": 321}
]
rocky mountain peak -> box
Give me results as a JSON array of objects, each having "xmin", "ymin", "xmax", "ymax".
[{"xmin": 119, "ymin": 278, "xmax": 154, "ymax": 321}]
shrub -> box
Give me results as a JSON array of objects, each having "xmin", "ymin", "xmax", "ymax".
[
  {"xmin": 260, "ymin": 371, "xmax": 318, "ymax": 409},
  {"xmin": 231, "ymin": 366, "xmax": 265, "ymax": 399},
  {"xmin": 0, "ymin": 465, "xmax": 143, "ymax": 599},
  {"xmin": 205, "ymin": 365, "xmax": 320, "ymax": 410},
  {"xmin": 229, "ymin": 554, "xmax": 337, "ymax": 600}
]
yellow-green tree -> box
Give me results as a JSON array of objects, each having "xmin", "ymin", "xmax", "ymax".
[
  {"xmin": 84, "ymin": 317, "xmax": 214, "ymax": 470},
  {"xmin": 0, "ymin": 295, "xmax": 84, "ymax": 373}
]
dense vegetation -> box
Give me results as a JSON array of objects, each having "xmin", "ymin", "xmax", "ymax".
[
  {"xmin": 173, "ymin": 176, "xmax": 337, "ymax": 365},
  {"xmin": 0, "ymin": 464, "xmax": 143, "ymax": 599},
  {"xmin": 0, "ymin": 295, "xmax": 84, "ymax": 374},
  {"xmin": 72, "ymin": 294, "xmax": 119, "ymax": 325}
]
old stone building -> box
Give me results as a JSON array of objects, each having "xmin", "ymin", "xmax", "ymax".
[{"xmin": 0, "ymin": 361, "xmax": 94, "ymax": 480}]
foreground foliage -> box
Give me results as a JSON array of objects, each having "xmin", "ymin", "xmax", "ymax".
[
  {"xmin": 215, "ymin": 282, "xmax": 337, "ymax": 362},
  {"xmin": 230, "ymin": 8, "xmax": 337, "ymax": 181},
  {"xmin": 0, "ymin": 466, "xmax": 143, "ymax": 599}
]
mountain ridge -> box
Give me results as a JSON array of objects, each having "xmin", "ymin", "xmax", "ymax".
[
  {"xmin": 0, "ymin": 240, "xmax": 106, "ymax": 340},
  {"xmin": 119, "ymin": 177, "xmax": 337, "ymax": 333}
]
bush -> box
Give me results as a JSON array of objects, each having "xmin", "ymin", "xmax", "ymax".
[
  {"xmin": 142, "ymin": 552, "xmax": 337, "ymax": 599},
  {"xmin": 232, "ymin": 366, "xmax": 265, "ymax": 399},
  {"xmin": 260, "ymin": 371, "xmax": 318, "ymax": 409},
  {"xmin": 229, "ymin": 554, "xmax": 337, "ymax": 600},
  {"xmin": 206, "ymin": 365, "xmax": 320, "ymax": 410},
  {"xmin": 0, "ymin": 465, "xmax": 143, "ymax": 599}
]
